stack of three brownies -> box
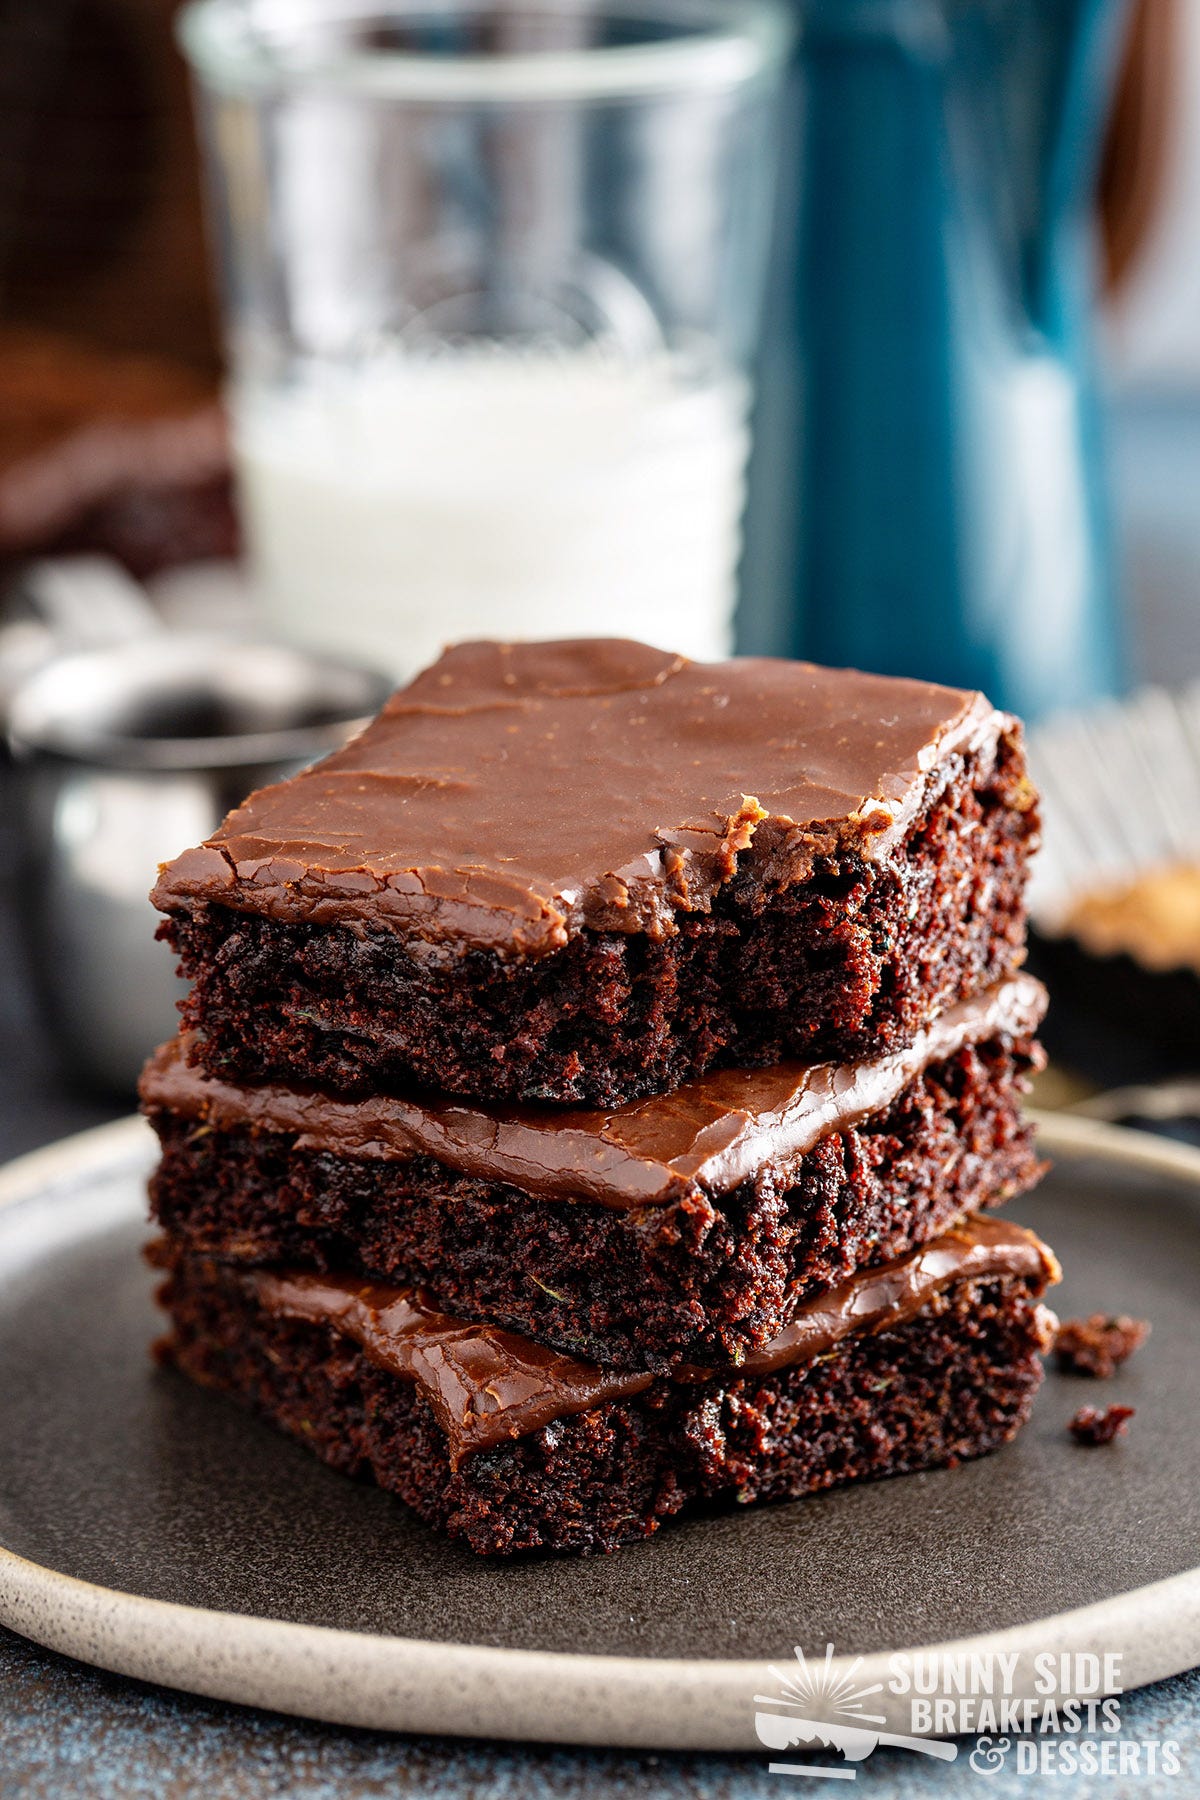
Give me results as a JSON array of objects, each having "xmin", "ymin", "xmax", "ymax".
[{"xmin": 142, "ymin": 638, "xmax": 1058, "ymax": 1556}]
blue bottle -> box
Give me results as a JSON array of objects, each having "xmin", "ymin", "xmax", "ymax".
[{"xmin": 740, "ymin": 0, "xmax": 1131, "ymax": 721}]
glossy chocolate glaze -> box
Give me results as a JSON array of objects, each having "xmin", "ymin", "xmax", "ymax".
[
  {"xmin": 242, "ymin": 1216, "xmax": 1059, "ymax": 1466},
  {"xmin": 151, "ymin": 638, "xmax": 1012, "ymax": 957},
  {"xmin": 140, "ymin": 974, "xmax": 1046, "ymax": 1209}
]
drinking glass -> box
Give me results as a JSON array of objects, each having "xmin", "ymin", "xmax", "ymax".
[{"xmin": 179, "ymin": 0, "xmax": 790, "ymax": 675}]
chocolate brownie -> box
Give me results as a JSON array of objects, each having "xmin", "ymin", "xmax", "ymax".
[
  {"xmin": 152, "ymin": 639, "xmax": 1038, "ymax": 1106},
  {"xmin": 154, "ymin": 1214, "xmax": 1060, "ymax": 1556},
  {"xmin": 0, "ymin": 328, "xmax": 237, "ymax": 578},
  {"xmin": 141, "ymin": 975, "xmax": 1047, "ymax": 1369}
]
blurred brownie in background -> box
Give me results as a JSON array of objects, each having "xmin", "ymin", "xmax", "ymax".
[{"xmin": 0, "ymin": 328, "xmax": 238, "ymax": 580}]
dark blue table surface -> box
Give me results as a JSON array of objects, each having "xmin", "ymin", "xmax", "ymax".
[{"xmin": 1, "ymin": 1623, "xmax": 1197, "ymax": 1800}]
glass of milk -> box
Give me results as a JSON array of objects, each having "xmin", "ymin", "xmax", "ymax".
[{"xmin": 179, "ymin": 0, "xmax": 790, "ymax": 676}]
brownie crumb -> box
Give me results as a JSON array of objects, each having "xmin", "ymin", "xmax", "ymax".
[
  {"xmin": 1054, "ymin": 1313, "xmax": 1150, "ymax": 1379},
  {"xmin": 1069, "ymin": 1404, "xmax": 1135, "ymax": 1446}
]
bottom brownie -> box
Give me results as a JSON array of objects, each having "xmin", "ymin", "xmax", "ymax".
[{"xmin": 154, "ymin": 1220, "xmax": 1058, "ymax": 1556}]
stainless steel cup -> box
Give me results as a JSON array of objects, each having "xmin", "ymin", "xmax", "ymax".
[{"xmin": 7, "ymin": 636, "xmax": 392, "ymax": 1094}]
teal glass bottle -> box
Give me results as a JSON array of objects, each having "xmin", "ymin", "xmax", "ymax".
[{"xmin": 740, "ymin": 0, "xmax": 1131, "ymax": 721}]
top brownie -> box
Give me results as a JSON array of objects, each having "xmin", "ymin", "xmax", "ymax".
[{"xmin": 153, "ymin": 639, "xmax": 1038, "ymax": 1105}]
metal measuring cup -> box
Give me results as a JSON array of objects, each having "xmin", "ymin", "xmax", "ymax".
[{"xmin": 7, "ymin": 635, "xmax": 391, "ymax": 1093}]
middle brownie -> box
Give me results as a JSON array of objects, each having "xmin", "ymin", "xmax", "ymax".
[{"xmin": 141, "ymin": 973, "xmax": 1046, "ymax": 1373}]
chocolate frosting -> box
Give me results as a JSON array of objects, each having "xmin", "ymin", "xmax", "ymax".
[
  {"xmin": 151, "ymin": 639, "xmax": 1011, "ymax": 958},
  {"xmin": 244, "ymin": 1215, "xmax": 1059, "ymax": 1467},
  {"xmin": 141, "ymin": 974, "xmax": 1046, "ymax": 1208}
]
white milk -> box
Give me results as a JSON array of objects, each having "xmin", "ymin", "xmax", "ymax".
[{"xmin": 233, "ymin": 348, "xmax": 751, "ymax": 677}]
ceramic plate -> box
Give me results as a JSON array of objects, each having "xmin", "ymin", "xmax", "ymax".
[{"xmin": 0, "ymin": 1113, "xmax": 1198, "ymax": 1750}]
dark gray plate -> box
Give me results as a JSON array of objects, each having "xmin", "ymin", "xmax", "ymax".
[{"xmin": 0, "ymin": 1114, "xmax": 1198, "ymax": 1748}]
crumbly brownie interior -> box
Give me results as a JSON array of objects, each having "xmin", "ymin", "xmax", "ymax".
[
  {"xmin": 148, "ymin": 1036, "xmax": 1043, "ymax": 1370},
  {"xmin": 160, "ymin": 736, "xmax": 1036, "ymax": 1106},
  {"xmin": 157, "ymin": 1261, "xmax": 1051, "ymax": 1556}
]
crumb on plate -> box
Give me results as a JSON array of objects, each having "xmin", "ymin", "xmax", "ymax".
[
  {"xmin": 1054, "ymin": 1313, "xmax": 1150, "ymax": 1378},
  {"xmin": 1069, "ymin": 1404, "xmax": 1135, "ymax": 1446}
]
